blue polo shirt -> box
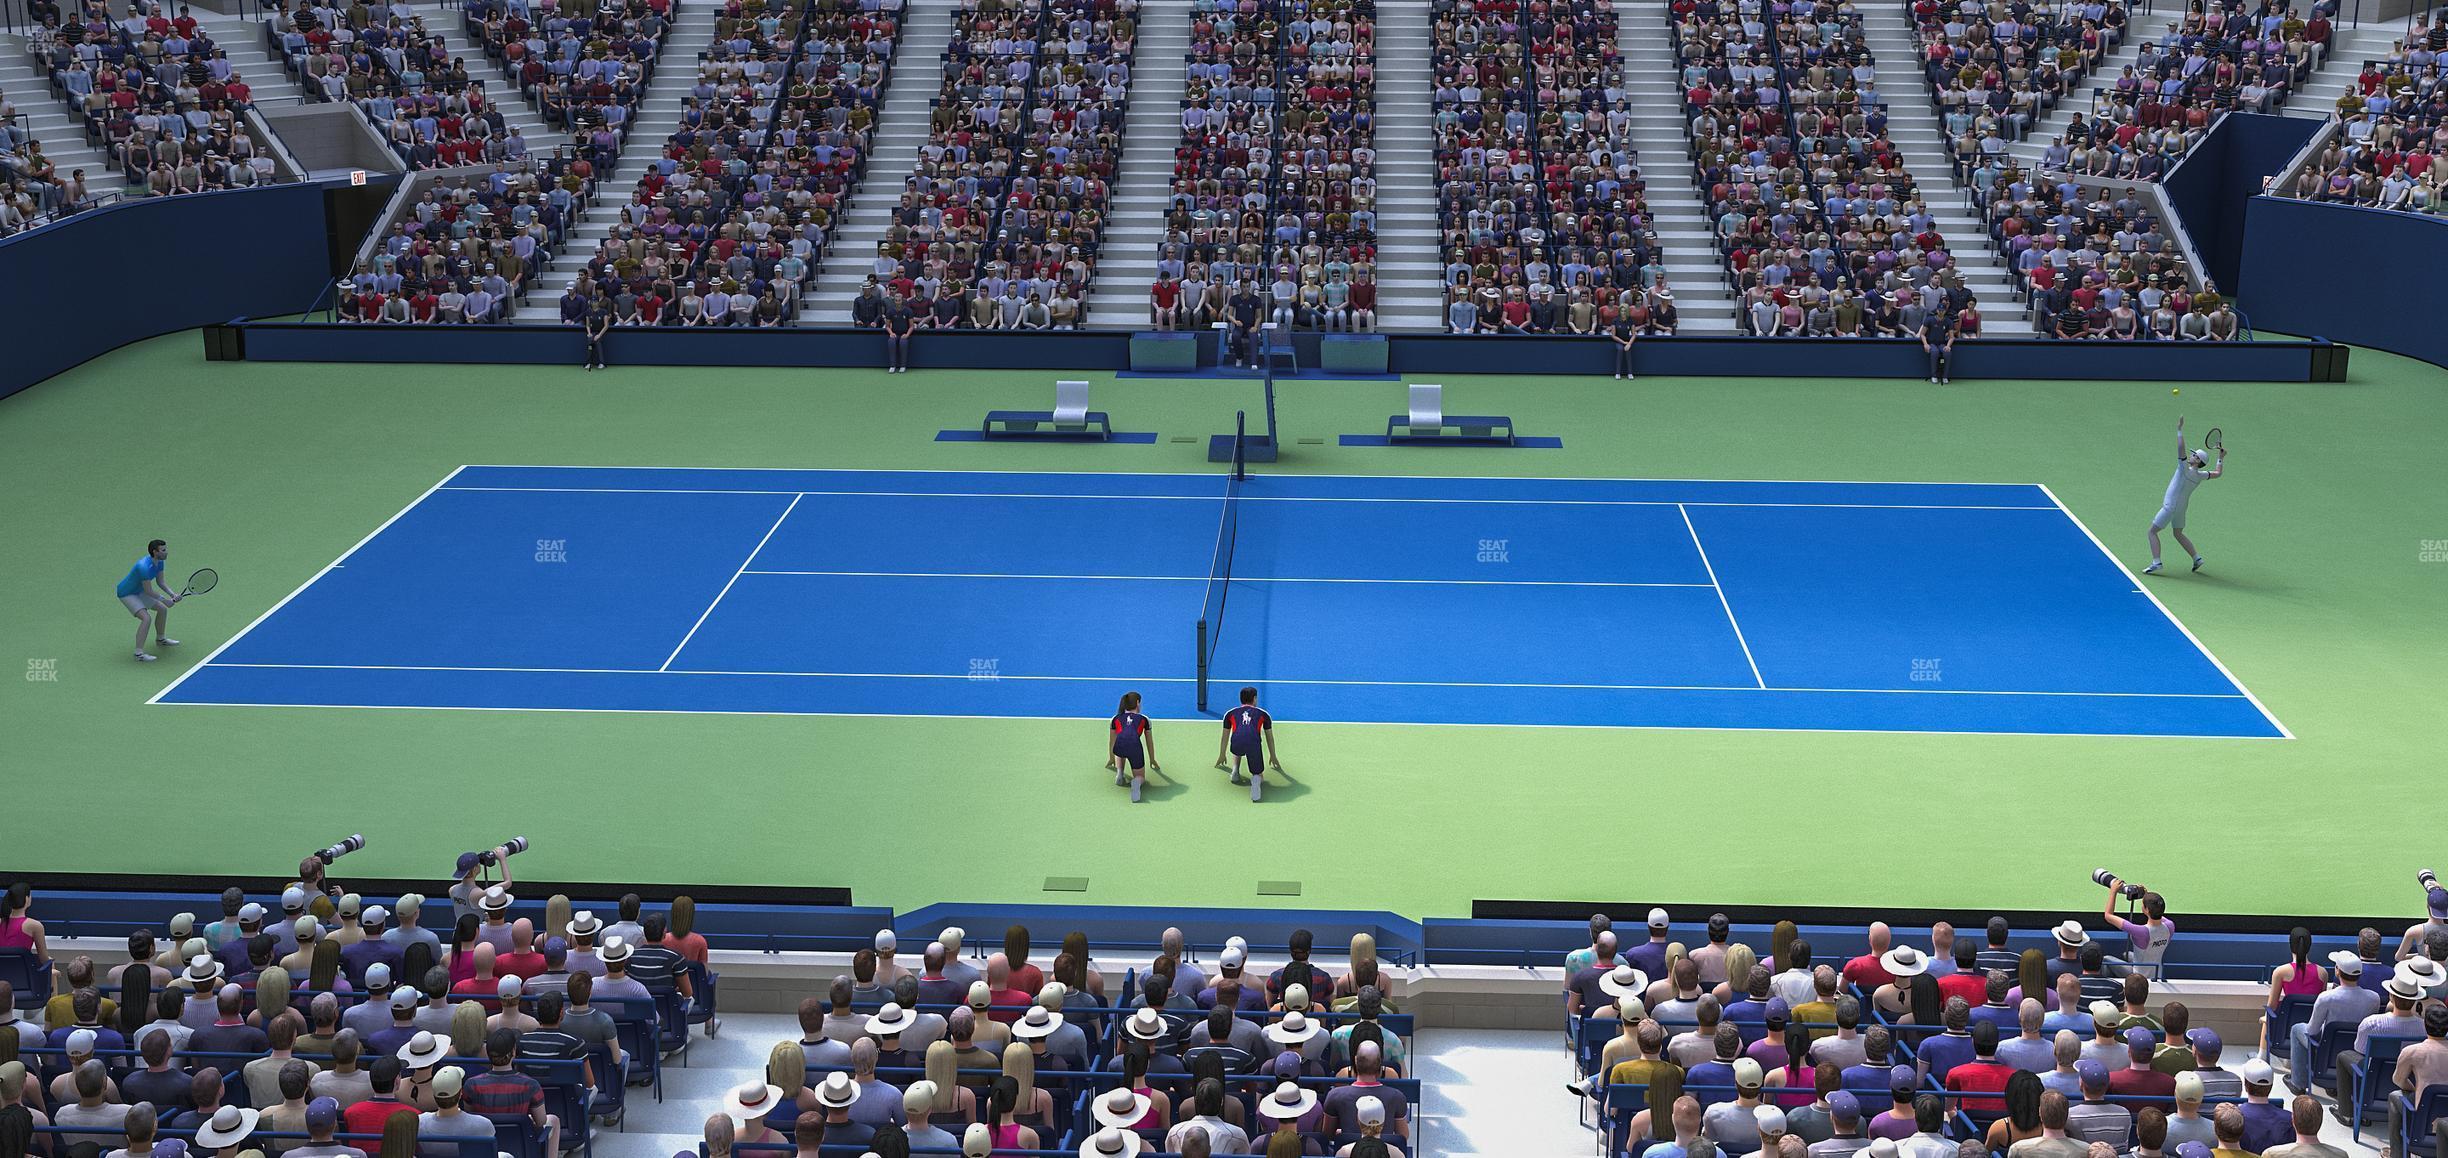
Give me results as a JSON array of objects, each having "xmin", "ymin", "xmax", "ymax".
[{"xmin": 117, "ymin": 556, "xmax": 164, "ymax": 597}]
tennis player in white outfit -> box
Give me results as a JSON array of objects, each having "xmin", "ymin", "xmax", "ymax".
[{"xmin": 2146, "ymin": 417, "xmax": 2223, "ymax": 574}]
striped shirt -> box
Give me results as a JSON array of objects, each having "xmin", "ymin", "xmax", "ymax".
[
  {"xmin": 626, "ymin": 945, "xmax": 684, "ymax": 993},
  {"xmin": 461, "ymin": 1068, "xmax": 543, "ymax": 1119}
]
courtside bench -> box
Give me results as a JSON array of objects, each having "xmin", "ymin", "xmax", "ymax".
[
  {"xmin": 984, "ymin": 379, "xmax": 1112, "ymax": 440},
  {"xmin": 1386, "ymin": 383, "xmax": 1514, "ymax": 445}
]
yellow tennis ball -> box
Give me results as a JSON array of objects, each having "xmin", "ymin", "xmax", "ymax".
[{"xmin": 2171, "ymin": 388, "xmax": 2180, "ymax": 394}]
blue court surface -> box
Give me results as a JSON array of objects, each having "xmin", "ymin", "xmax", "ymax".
[{"xmin": 152, "ymin": 466, "xmax": 2287, "ymax": 738}]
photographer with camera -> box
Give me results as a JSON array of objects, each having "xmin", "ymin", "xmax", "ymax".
[
  {"xmin": 2397, "ymin": 870, "xmax": 2448, "ymax": 962},
  {"xmin": 448, "ymin": 840, "xmax": 529, "ymax": 924},
  {"xmin": 300, "ymin": 836, "xmax": 367, "ymax": 906},
  {"xmin": 2096, "ymin": 872, "xmax": 2174, "ymax": 978}
]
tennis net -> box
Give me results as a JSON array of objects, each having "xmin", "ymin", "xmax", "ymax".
[{"xmin": 1195, "ymin": 411, "xmax": 1249, "ymax": 712}]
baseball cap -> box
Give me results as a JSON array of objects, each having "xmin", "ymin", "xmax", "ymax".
[
  {"xmin": 2076, "ymin": 1059, "xmax": 2109, "ymax": 1089},
  {"xmin": 2124, "ymin": 1027, "xmax": 2156, "ymax": 1052},
  {"xmin": 390, "ymin": 987, "xmax": 420, "ymax": 1011},
  {"xmin": 281, "ymin": 886, "xmax": 307, "ymax": 911},
  {"xmin": 1889, "ymin": 1064, "xmax": 1918, "ymax": 1093},
  {"xmin": 1827, "ymin": 1091, "xmax": 1861, "ymax": 1123},
  {"xmin": 875, "ymin": 929, "xmax": 897, "ymax": 952},
  {"xmin": 456, "ymin": 851, "xmax": 484, "ymax": 876},
  {"xmin": 432, "ymin": 1066, "xmax": 464, "ymax": 1097},
  {"xmin": 1755, "ymin": 1106, "xmax": 1788, "ymax": 1134},
  {"xmin": 1221, "ymin": 946, "xmax": 1247, "ymax": 971},
  {"xmin": 2185, "ymin": 1028, "xmax": 2222, "ymax": 1057},
  {"xmin": 2173, "ymin": 1071, "xmax": 2204, "ymax": 1103},
  {"xmin": 2089, "ymin": 1000, "xmax": 2122, "ymax": 1024},
  {"xmin": 1647, "ymin": 907, "xmax": 1670, "ymax": 930},
  {"xmin": 1733, "ymin": 1058, "xmax": 1764, "ymax": 1089},
  {"xmin": 239, "ymin": 903, "xmax": 267, "ymax": 923},
  {"xmin": 366, "ymin": 963, "xmax": 393, "ymax": 989},
  {"xmin": 2331, "ymin": 950, "xmax": 2366, "ymax": 977},
  {"xmin": 2175, "ymin": 1144, "xmax": 2214, "ymax": 1158},
  {"xmin": 66, "ymin": 1029, "xmax": 96, "ymax": 1055},
  {"xmin": 2240, "ymin": 1058, "xmax": 2275, "ymax": 1087},
  {"xmin": 304, "ymin": 1098, "xmax": 339, "ymax": 1131}
]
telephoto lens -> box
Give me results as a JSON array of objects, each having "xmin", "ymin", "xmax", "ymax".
[
  {"xmin": 2092, "ymin": 869, "xmax": 2118, "ymax": 889},
  {"xmin": 2424, "ymin": 869, "xmax": 2439, "ymax": 889},
  {"xmin": 315, "ymin": 834, "xmax": 366, "ymax": 865},
  {"xmin": 500, "ymin": 837, "xmax": 530, "ymax": 857}
]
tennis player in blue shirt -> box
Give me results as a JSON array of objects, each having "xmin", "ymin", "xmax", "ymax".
[
  {"xmin": 1106, "ymin": 691, "xmax": 1161, "ymax": 803},
  {"xmin": 116, "ymin": 539, "xmax": 181, "ymax": 662},
  {"xmin": 1214, "ymin": 686, "xmax": 1283, "ymax": 802}
]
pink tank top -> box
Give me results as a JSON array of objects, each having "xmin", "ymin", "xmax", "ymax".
[
  {"xmin": 0, "ymin": 917, "xmax": 33, "ymax": 951},
  {"xmin": 992, "ymin": 1122, "xmax": 1030, "ymax": 1150},
  {"xmin": 2279, "ymin": 962, "xmax": 2326, "ymax": 997}
]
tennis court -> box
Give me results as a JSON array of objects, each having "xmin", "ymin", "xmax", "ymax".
[{"xmin": 148, "ymin": 464, "xmax": 2282, "ymax": 738}]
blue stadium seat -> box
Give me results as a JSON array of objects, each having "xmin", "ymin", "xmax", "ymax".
[
  {"xmin": 2352, "ymin": 1034, "xmax": 2425, "ymax": 1141},
  {"xmin": 0, "ymin": 951, "xmax": 47, "ymax": 1012},
  {"xmin": 2397, "ymin": 1086, "xmax": 2448, "ymax": 1157}
]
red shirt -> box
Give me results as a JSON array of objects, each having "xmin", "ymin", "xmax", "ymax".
[
  {"xmin": 1937, "ymin": 972, "xmax": 1989, "ymax": 1009},
  {"xmin": 497, "ymin": 951, "xmax": 546, "ymax": 979},
  {"xmin": 449, "ymin": 976, "xmax": 505, "ymax": 1011},
  {"xmin": 985, "ymin": 986, "xmax": 1032, "ymax": 1023},
  {"xmin": 2108, "ymin": 1066, "xmax": 2177, "ymax": 1107},
  {"xmin": 1946, "ymin": 1058, "xmax": 2016, "ymax": 1116},
  {"xmin": 1151, "ymin": 281, "xmax": 1180, "ymax": 307},
  {"xmin": 343, "ymin": 1098, "xmax": 416, "ymax": 1154},
  {"xmin": 1841, "ymin": 955, "xmax": 1893, "ymax": 993}
]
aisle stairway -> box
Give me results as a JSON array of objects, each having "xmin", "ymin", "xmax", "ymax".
[
  {"xmin": 798, "ymin": 0, "xmax": 957, "ymax": 325},
  {"xmin": 1078, "ymin": 0, "xmax": 1187, "ymax": 328},
  {"xmin": 506, "ymin": 0, "xmax": 726, "ymax": 318},
  {"xmin": 1367, "ymin": 0, "xmax": 1441, "ymax": 332},
  {"xmin": 1616, "ymin": 0, "xmax": 1739, "ymax": 333},
  {"xmin": 1858, "ymin": 2, "xmax": 2037, "ymax": 333}
]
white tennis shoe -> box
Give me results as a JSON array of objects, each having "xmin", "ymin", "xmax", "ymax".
[
  {"xmin": 135, "ymin": 652, "xmax": 158, "ymax": 662},
  {"xmin": 2143, "ymin": 562, "xmax": 2163, "ymax": 574},
  {"xmin": 156, "ymin": 638, "xmax": 180, "ymax": 647}
]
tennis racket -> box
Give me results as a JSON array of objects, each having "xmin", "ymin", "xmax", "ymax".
[
  {"xmin": 2203, "ymin": 427, "xmax": 2223, "ymax": 455},
  {"xmin": 179, "ymin": 568, "xmax": 218, "ymax": 598}
]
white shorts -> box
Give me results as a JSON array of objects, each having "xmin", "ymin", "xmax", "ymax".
[
  {"xmin": 2150, "ymin": 504, "xmax": 2187, "ymax": 532},
  {"xmin": 120, "ymin": 592, "xmax": 168, "ymax": 615}
]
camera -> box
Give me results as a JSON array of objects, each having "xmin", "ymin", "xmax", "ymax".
[
  {"xmin": 2423, "ymin": 869, "xmax": 2439, "ymax": 890},
  {"xmin": 314, "ymin": 835, "xmax": 366, "ymax": 865},
  {"xmin": 476, "ymin": 837, "xmax": 530, "ymax": 867},
  {"xmin": 2093, "ymin": 869, "xmax": 2146, "ymax": 900}
]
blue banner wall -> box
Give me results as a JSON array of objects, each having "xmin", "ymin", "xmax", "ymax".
[
  {"xmin": 2239, "ymin": 194, "xmax": 2448, "ymax": 366},
  {"xmin": 0, "ymin": 183, "xmax": 337, "ymax": 400},
  {"xmin": 2162, "ymin": 112, "xmax": 2326, "ymax": 295}
]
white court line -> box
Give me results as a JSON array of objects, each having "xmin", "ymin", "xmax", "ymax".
[
  {"xmin": 192, "ymin": 661, "xmax": 2250, "ymax": 699},
  {"xmin": 147, "ymin": 465, "xmax": 467, "ymax": 706},
  {"xmin": 147, "ymin": 697, "xmax": 2288, "ymax": 741},
  {"xmin": 2038, "ymin": 483, "xmax": 2293, "ymax": 739},
  {"xmin": 439, "ymin": 484, "xmax": 2057, "ymax": 512},
  {"xmin": 739, "ymin": 569, "xmax": 1714, "ymax": 589},
  {"xmin": 458, "ymin": 463, "xmax": 2049, "ymax": 488},
  {"xmin": 1679, "ymin": 504, "xmax": 1767, "ymax": 689},
  {"xmin": 658, "ymin": 493, "xmax": 802, "ymax": 672}
]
